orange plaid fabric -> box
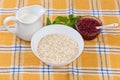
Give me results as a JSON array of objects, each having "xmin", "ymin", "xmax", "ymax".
[{"xmin": 0, "ymin": 0, "xmax": 120, "ymax": 80}]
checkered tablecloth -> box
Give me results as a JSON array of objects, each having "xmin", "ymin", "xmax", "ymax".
[{"xmin": 0, "ymin": 0, "xmax": 120, "ymax": 80}]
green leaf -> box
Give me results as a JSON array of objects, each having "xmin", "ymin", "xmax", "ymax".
[
  {"xmin": 53, "ymin": 16, "xmax": 69, "ymax": 24},
  {"xmin": 66, "ymin": 18, "xmax": 76, "ymax": 28},
  {"xmin": 75, "ymin": 16, "xmax": 81, "ymax": 20},
  {"xmin": 53, "ymin": 20, "xmax": 61, "ymax": 24},
  {"xmin": 66, "ymin": 20, "xmax": 71, "ymax": 25},
  {"xmin": 46, "ymin": 17, "xmax": 51, "ymax": 25},
  {"xmin": 69, "ymin": 14, "xmax": 74, "ymax": 20},
  {"xmin": 53, "ymin": 17, "xmax": 59, "ymax": 24},
  {"xmin": 58, "ymin": 16, "xmax": 69, "ymax": 22},
  {"xmin": 53, "ymin": 17, "xmax": 61, "ymax": 24}
]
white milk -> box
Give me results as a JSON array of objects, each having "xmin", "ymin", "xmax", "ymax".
[{"xmin": 19, "ymin": 13, "xmax": 38, "ymax": 23}]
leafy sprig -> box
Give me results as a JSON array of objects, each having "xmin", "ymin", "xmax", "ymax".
[{"xmin": 46, "ymin": 14, "xmax": 81, "ymax": 29}]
